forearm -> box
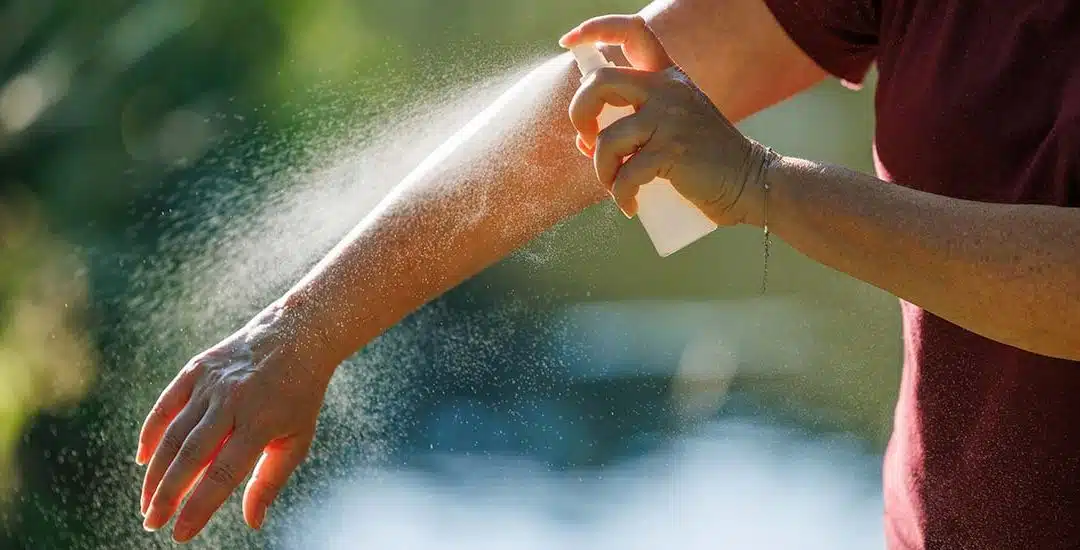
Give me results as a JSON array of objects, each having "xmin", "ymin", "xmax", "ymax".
[
  {"xmin": 764, "ymin": 156, "xmax": 1080, "ymax": 360},
  {"xmin": 276, "ymin": 55, "xmax": 602, "ymax": 368},
  {"xmin": 266, "ymin": 0, "xmax": 829, "ymax": 370}
]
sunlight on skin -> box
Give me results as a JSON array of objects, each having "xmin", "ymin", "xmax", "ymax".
[{"xmin": 137, "ymin": 52, "xmax": 582, "ymax": 543}]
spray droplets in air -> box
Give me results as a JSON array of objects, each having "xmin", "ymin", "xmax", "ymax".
[{"xmin": 64, "ymin": 50, "xmax": 596, "ymax": 550}]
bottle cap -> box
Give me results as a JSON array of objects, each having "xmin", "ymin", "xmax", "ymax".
[{"xmin": 569, "ymin": 44, "xmax": 612, "ymax": 78}]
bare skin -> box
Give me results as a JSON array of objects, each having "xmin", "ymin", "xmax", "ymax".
[
  {"xmin": 562, "ymin": 21, "xmax": 1080, "ymax": 360},
  {"xmin": 139, "ymin": 1, "xmax": 1080, "ymax": 543},
  {"xmin": 136, "ymin": 0, "xmax": 823, "ymax": 542}
]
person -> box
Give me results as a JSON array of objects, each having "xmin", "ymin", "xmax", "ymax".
[{"xmin": 135, "ymin": 0, "xmax": 1080, "ymax": 546}]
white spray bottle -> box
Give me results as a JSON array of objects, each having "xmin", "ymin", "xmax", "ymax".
[{"xmin": 569, "ymin": 44, "xmax": 718, "ymax": 257}]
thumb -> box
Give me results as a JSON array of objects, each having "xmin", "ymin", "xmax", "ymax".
[
  {"xmin": 241, "ymin": 433, "xmax": 313, "ymax": 529},
  {"xmin": 559, "ymin": 14, "xmax": 673, "ymax": 71}
]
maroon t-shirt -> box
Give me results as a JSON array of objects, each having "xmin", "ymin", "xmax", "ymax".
[{"xmin": 762, "ymin": 0, "xmax": 1080, "ymax": 548}]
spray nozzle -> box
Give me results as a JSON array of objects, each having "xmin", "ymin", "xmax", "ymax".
[{"xmin": 569, "ymin": 44, "xmax": 613, "ymax": 79}]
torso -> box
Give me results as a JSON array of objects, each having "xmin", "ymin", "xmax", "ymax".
[{"xmin": 871, "ymin": 1, "xmax": 1080, "ymax": 548}]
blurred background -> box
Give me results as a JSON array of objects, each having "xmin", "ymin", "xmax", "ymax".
[{"xmin": 0, "ymin": 0, "xmax": 899, "ymax": 548}]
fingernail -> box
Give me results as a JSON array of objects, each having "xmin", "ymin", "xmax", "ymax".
[
  {"xmin": 135, "ymin": 445, "xmax": 145, "ymax": 466},
  {"xmin": 254, "ymin": 502, "xmax": 269, "ymax": 529},
  {"xmin": 143, "ymin": 506, "xmax": 165, "ymax": 531},
  {"xmin": 174, "ymin": 520, "xmax": 195, "ymax": 542}
]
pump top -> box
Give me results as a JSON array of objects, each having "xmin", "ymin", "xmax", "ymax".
[{"xmin": 569, "ymin": 44, "xmax": 613, "ymax": 79}]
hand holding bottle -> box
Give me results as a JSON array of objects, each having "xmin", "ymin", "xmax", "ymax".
[{"xmin": 561, "ymin": 14, "xmax": 777, "ymax": 227}]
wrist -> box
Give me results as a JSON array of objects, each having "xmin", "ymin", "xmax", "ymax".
[
  {"xmin": 737, "ymin": 144, "xmax": 785, "ymax": 229},
  {"xmin": 266, "ymin": 288, "xmax": 351, "ymax": 379}
]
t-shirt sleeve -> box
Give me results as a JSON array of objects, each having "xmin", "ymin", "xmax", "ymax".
[{"xmin": 763, "ymin": 0, "xmax": 880, "ymax": 87}]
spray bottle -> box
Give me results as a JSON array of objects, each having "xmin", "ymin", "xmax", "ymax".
[{"xmin": 569, "ymin": 44, "xmax": 717, "ymax": 257}]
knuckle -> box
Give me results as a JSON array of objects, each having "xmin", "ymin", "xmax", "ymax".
[
  {"xmin": 230, "ymin": 426, "xmax": 261, "ymax": 448},
  {"xmin": 160, "ymin": 429, "xmax": 187, "ymax": 454},
  {"xmin": 220, "ymin": 380, "xmax": 247, "ymax": 405},
  {"xmin": 182, "ymin": 357, "xmax": 209, "ymax": 380},
  {"xmin": 590, "ymin": 67, "xmax": 621, "ymax": 89},
  {"xmin": 206, "ymin": 462, "xmax": 238, "ymax": 485},
  {"xmin": 185, "ymin": 358, "xmax": 206, "ymax": 375},
  {"xmin": 593, "ymin": 66, "xmax": 617, "ymax": 81},
  {"xmin": 148, "ymin": 401, "xmax": 171, "ymax": 422},
  {"xmin": 659, "ymin": 74, "xmax": 697, "ymax": 99},
  {"xmin": 174, "ymin": 440, "xmax": 203, "ymax": 465},
  {"xmin": 660, "ymin": 78, "xmax": 690, "ymax": 98}
]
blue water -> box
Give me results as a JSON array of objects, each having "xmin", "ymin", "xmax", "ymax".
[
  {"xmin": 290, "ymin": 416, "xmax": 884, "ymax": 550},
  {"xmin": 280, "ymin": 298, "xmax": 887, "ymax": 549}
]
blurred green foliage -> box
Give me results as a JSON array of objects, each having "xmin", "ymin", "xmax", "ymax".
[
  {"xmin": 0, "ymin": 196, "xmax": 94, "ymax": 501},
  {"xmin": 0, "ymin": 0, "xmax": 898, "ymax": 547}
]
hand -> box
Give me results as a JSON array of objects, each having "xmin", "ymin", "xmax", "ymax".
[
  {"xmin": 136, "ymin": 301, "xmax": 335, "ymax": 542},
  {"xmin": 560, "ymin": 14, "xmax": 675, "ymax": 159},
  {"xmin": 561, "ymin": 15, "xmax": 777, "ymax": 225}
]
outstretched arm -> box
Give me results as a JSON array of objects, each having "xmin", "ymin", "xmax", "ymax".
[
  {"xmin": 280, "ymin": 54, "xmax": 598, "ymax": 368},
  {"xmin": 137, "ymin": 0, "xmax": 828, "ymax": 542},
  {"xmin": 282, "ymin": 0, "xmax": 829, "ymax": 370}
]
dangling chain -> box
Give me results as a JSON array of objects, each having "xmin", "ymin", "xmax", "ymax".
[{"xmin": 759, "ymin": 147, "xmax": 776, "ymax": 295}]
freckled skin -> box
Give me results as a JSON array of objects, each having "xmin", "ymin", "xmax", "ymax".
[
  {"xmin": 135, "ymin": 0, "xmax": 1080, "ymax": 543},
  {"xmin": 133, "ymin": 0, "xmax": 851, "ymax": 541}
]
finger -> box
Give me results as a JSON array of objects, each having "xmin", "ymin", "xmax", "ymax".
[
  {"xmin": 569, "ymin": 67, "xmax": 653, "ymax": 146},
  {"xmin": 560, "ymin": 14, "xmax": 642, "ymax": 45},
  {"xmin": 610, "ymin": 144, "xmax": 672, "ymax": 218},
  {"xmin": 172, "ymin": 430, "xmax": 265, "ymax": 542},
  {"xmin": 559, "ymin": 14, "xmax": 673, "ymax": 70},
  {"xmin": 592, "ymin": 111, "xmax": 659, "ymax": 189},
  {"xmin": 242, "ymin": 433, "xmax": 314, "ymax": 530},
  {"xmin": 576, "ymin": 134, "xmax": 594, "ymax": 157},
  {"xmin": 138, "ymin": 361, "xmax": 202, "ymax": 465},
  {"xmin": 141, "ymin": 399, "xmax": 208, "ymax": 515},
  {"xmin": 144, "ymin": 404, "xmax": 233, "ymax": 531}
]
